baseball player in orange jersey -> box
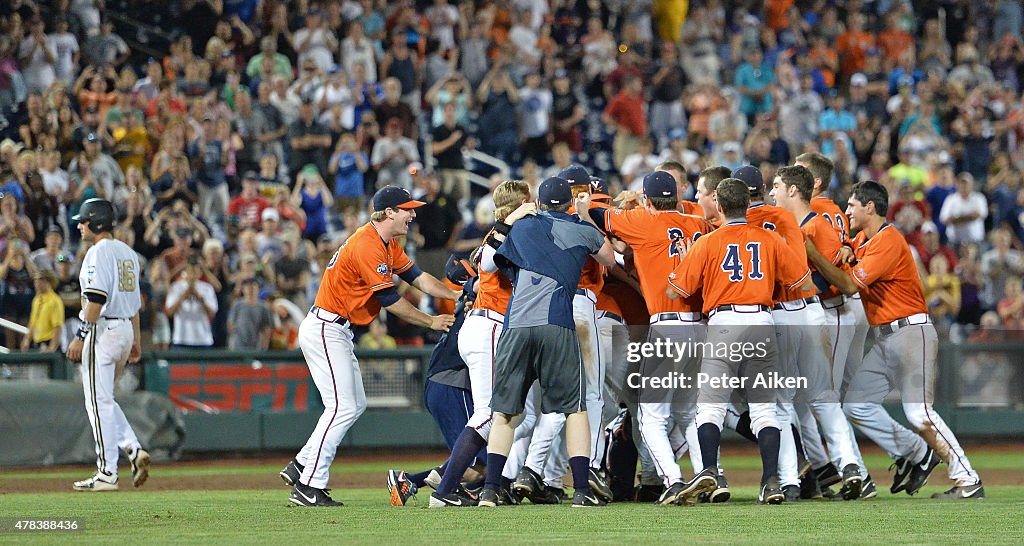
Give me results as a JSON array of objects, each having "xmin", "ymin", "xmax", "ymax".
[
  {"xmin": 806, "ymin": 180, "xmax": 984, "ymax": 500},
  {"xmin": 656, "ymin": 160, "xmax": 705, "ymax": 216},
  {"xmin": 769, "ymin": 165, "xmax": 868, "ymax": 500},
  {"xmin": 729, "ymin": 165, "xmax": 809, "ymax": 496},
  {"xmin": 668, "ymin": 177, "xmax": 813, "ymax": 505},
  {"xmin": 514, "ymin": 165, "xmax": 614, "ymax": 504},
  {"xmin": 796, "ymin": 152, "xmax": 872, "ymax": 494},
  {"xmin": 580, "ymin": 170, "xmax": 721, "ymax": 505},
  {"xmin": 282, "ymin": 186, "xmax": 458, "ymax": 507},
  {"xmin": 694, "ymin": 166, "xmax": 732, "ymax": 225}
]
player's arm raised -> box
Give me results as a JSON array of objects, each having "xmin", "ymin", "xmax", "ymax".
[{"xmin": 805, "ymin": 239, "xmax": 858, "ymax": 296}]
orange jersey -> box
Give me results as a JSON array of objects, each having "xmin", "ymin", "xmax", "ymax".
[
  {"xmin": 747, "ymin": 202, "xmax": 814, "ymax": 301},
  {"xmin": 314, "ymin": 223, "xmax": 414, "ymax": 326},
  {"xmin": 595, "ymin": 283, "xmax": 623, "ymax": 315},
  {"xmin": 800, "ymin": 212, "xmax": 844, "ymax": 300},
  {"xmin": 811, "ymin": 196, "xmax": 850, "ymax": 242},
  {"xmin": 604, "ymin": 207, "xmax": 714, "ymax": 314},
  {"xmin": 668, "ymin": 220, "xmax": 811, "ymax": 314},
  {"xmin": 435, "ymin": 278, "xmax": 462, "ymax": 315},
  {"xmin": 849, "ymin": 224, "xmax": 928, "ymax": 326},
  {"xmin": 679, "ymin": 200, "xmax": 703, "ymax": 216},
  {"xmin": 569, "ymin": 204, "xmax": 606, "ymax": 295},
  {"xmin": 472, "ymin": 230, "xmax": 513, "ymax": 314},
  {"xmin": 599, "ymin": 275, "xmax": 649, "ymax": 324}
]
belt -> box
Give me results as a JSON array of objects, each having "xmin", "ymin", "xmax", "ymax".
[
  {"xmin": 100, "ymin": 317, "xmax": 130, "ymax": 321},
  {"xmin": 820, "ymin": 295, "xmax": 848, "ymax": 309},
  {"xmin": 772, "ymin": 296, "xmax": 820, "ymax": 311},
  {"xmin": 468, "ymin": 309, "xmax": 504, "ymax": 322},
  {"xmin": 574, "ymin": 288, "xmax": 596, "ymax": 302},
  {"xmin": 596, "ymin": 310, "xmax": 624, "ymax": 324},
  {"xmin": 649, "ymin": 312, "xmax": 703, "ymax": 323},
  {"xmin": 874, "ymin": 313, "xmax": 931, "ymax": 336},
  {"xmin": 709, "ymin": 304, "xmax": 771, "ymax": 318},
  {"xmin": 310, "ymin": 305, "xmax": 350, "ymax": 326}
]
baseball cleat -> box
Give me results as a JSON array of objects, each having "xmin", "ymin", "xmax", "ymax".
[
  {"xmin": 860, "ymin": 476, "xmax": 878, "ymax": 500},
  {"xmin": 635, "ymin": 483, "xmax": 665, "ymax": 503},
  {"xmin": 280, "ymin": 459, "xmax": 305, "ymax": 487},
  {"xmin": 387, "ymin": 469, "xmax": 418, "ymax": 506},
  {"xmin": 758, "ymin": 476, "xmax": 785, "ymax": 505},
  {"xmin": 497, "ymin": 486, "xmax": 522, "ymax": 506},
  {"xmin": 903, "ymin": 448, "xmax": 940, "ymax": 496},
  {"xmin": 130, "ymin": 448, "xmax": 151, "ymax": 488},
  {"xmin": 678, "ymin": 467, "xmax": 719, "ymax": 503},
  {"xmin": 424, "ymin": 466, "xmax": 443, "ymax": 490},
  {"xmin": 710, "ymin": 472, "xmax": 731, "ymax": 503},
  {"xmin": 531, "ymin": 486, "xmax": 564, "ymax": 504},
  {"xmin": 512, "ymin": 466, "xmax": 543, "ymax": 499},
  {"xmin": 814, "ymin": 463, "xmax": 841, "ymax": 488},
  {"xmin": 840, "ymin": 464, "xmax": 863, "ymax": 500},
  {"xmin": 428, "ymin": 490, "xmax": 478, "ymax": 508},
  {"xmin": 800, "ymin": 471, "xmax": 822, "ymax": 499},
  {"xmin": 571, "ymin": 490, "xmax": 607, "ymax": 508},
  {"xmin": 782, "ymin": 484, "xmax": 800, "ymax": 503},
  {"xmin": 73, "ymin": 474, "xmax": 119, "ymax": 492},
  {"xmin": 657, "ymin": 481, "xmax": 686, "ymax": 506},
  {"xmin": 889, "ymin": 456, "xmax": 913, "ymax": 494},
  {"xmin": 588, "ymin": 468, "xmax": 613, "ymax": 503},
  {"xmin": 477, "ymin": 487, "xmax": 499, "ymax": 508},
  {"xmin": 289, "ymin": 483, "xmax": 343, "ymax": 506},
  {"xmin": 931, "ymin": 482, "xmax": 985, "ymax": 500}
]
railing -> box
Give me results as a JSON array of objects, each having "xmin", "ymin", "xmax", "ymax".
[{"xmin": 0, "ymin": 318, "xmax": 29, "ymax": 355}]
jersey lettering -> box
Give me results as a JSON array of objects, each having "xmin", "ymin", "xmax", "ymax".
[
  {"xmin": 326, "ymin": 249, "xmax": 340, "ymax": 269},
  {"xmin": 667, "ymin": 228, "xmax": 685, "ymax": 257},
  {"xmin": 720, "ymin": 243, "xmax": 764, "ymax": 282},
  {"xmin": 117, "ymin": 259, "xmax": 136, "ymax": 292},
  {"xmin": 762, "ymin": 222, "xmax": 777, "ymax": 231}
]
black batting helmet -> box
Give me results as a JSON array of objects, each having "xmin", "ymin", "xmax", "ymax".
[{"xmin": 72, "ymin": 198, "xmax": 115, "ymax": 232}]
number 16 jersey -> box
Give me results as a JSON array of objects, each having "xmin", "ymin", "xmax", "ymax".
[{"xmin": 79, "ymin": 238, "xmax": 142, "ymax": 320}]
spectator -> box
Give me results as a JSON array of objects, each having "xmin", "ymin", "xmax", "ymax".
[
  {"xmin": 924, "ymin": 253, "xmax": 960, "ymax": 332},
  {"xmin": 21, "ymin": 270, "xmax": 63, "ymax": 351},
  {"xmin": 245, "ymin": 35, "xmax": 292, "ymax": 80},
  {"xmin": 603, "ymin": 75, "xmax": 646, "ymax": 171},
  {"xmin": 151, "ymin": 154, "xmax": 198, "ymax": 210},
  {"xmin": 341, "ymin": 21, "xmax": 377, "ymax": 83},
  {"xmin": 430, "ymin": 102, "xmax": 469, "ymax": 203},
  {"xmin": 30, "ymin": 225, "xmax": 64, "ymax": 273},
  {"xmin": 83, "ymin": 19, "xmax": 129, "ymax": 68},
  {"xmin": 409, "ymin": 172, "xmax": 461, "ymax": 280},
  {"xmin": 707, "ymin": 90, "xmax": 747, "ymax": 156},
  {"xmin": 648, "ymin": 43, "xmax": 688, "ymax": 150},
  {"xmin": 164, "ymin": 260, "xmax": 218, "ymax": 349},
  {"xmin": 0, "ymin": 239, "xmax": 37, "ymax": 348},
  {"xmin": 54, "ymin": 252, "xmax": 80, "ymax": 351},
  {"xmin": 227, "ymin": 277, "xmax": 272, "ymax": 350},
  {"xmin": 375, "ymin": 77, "xmax": 416, "ymax": 139},
  {"xmin": 517, "ymin": 70, "xmax": 553, "ymax": 165},
  {"xmin": 292, "ymin": 9, "xmax": 338, "ymax": 74},
  {"xmin": 939, "ymin": 173, "xmax": 988, "ymax": 246},
  {"xmin": 69, "ymin": 132, "xmax": 123, "ymax": 199},
  {"xmin": 475, "ymin": 65, "xmax": 519, "ymax": 165},
  {"xmin": 255, "ymin": 207, "xmax": 283, "ymax": 260},
  {"xmin": 0, "ymin": 193, "xmax": 34, "ymax": 247},
  {"xmin": 227, "ymin": 172, "xmax": 270, "ymax": 230},
  {"xmin": 371, "ymin": 117, "xmax": 419, "ymax": 190},
  {"xmin": 18, "ymin": 17, "xmax": 56, "ymax": 94},
  {"xmin": 191, "ymin": 115, "xmax": 230, "ymax": 221},
  {"xmin": 620, "ymin": 137, "xmax": 662, "ymax": 190},
  {"xmin": 287, "ymin": 99, "xmax": 331, "ymax": 177},
  {"xmin": 915, "ymin": 221, "xmax": 959, "ymax": 272},
  {"xmin": 981, "ymin": 229, "xmax": 1024, "ymax": 309},
  {"xmin": 734, "ymin": 48, "xmax": 774, "ymax": 125},
  {"xmin": 358, "ymin": 318, "xmax": 397, "ymax": 350},
  {"xmin": 290, "ymin": 164, "xmax": 332, "ymax": 242},
  {"xmin": 778, "ymin": 73, "xmax": 822, "ymax": 151},
  {"xmin": 997, "ymin": 277, "xmax": 1024, "ymax": 332},
  {"xmin": 836, "ymin": 12, "xmax": 874, "ymax": 80},
  {"xmin": 379, "ymin": 33, "xmax": 419, "ymax": 113}
]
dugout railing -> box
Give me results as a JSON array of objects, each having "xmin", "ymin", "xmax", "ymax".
[{"xmin": 1, "ymin": 342, "xmax": 1022, "ymax": 452}]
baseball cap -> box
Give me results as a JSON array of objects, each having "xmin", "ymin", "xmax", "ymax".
[
  {"xmin": 732, "ymin": 165, "xmax": 764, "ymax": 194},
  {"xmin": 372, "ymin": 185, "xmax": 426, "ymax": 211},
  {"xmin": 722, "ymin": 141, "xmax": 742, "ymax": 154},
  {"xmin": 301, "ymin": 163, "xmax": 320, "ymax": 177},
  {"xmin": 558, "ymin": 164, "xmax": 591, "ymax": 188},
  {"xmin": 56, "ymin": 253, "xmax": 73, "ymax": 264},
  {"xmin": 589, "ymin": 176, "xmax": 611, "ymax": 199},
  {"xmin": 668, "ymin": 128, "xmax": 686, "ymax": 140},
  {"xmin": 46, "ymin": 225, "xmax": 63, "ymax": 235},
  {"xmin": 553, "ymin": 69, "xmax": 569, "ymax": 80},
  {"xmin": 84, "ymin": 132, "xmax": 100, "ymax": 144},
  {"xmin": 445, "ymin": 255, "xmax": 476, "ymax": 285},
  {"xmin": 261, "ymin": 208, "xmax": 280, "ymax": 222},
  {"xmin": 642, "ymin": 171, "xmax": 676, "ymax": 198},
  {"xmin": 85, "ymin": 104, "xmax": 99, "ymax": 114},
  {"xmin": 242, "ymin": 170, "xmax": 259, "ymax": 181},
  {"xmin": 538, "ymin": 176, "xmax": 572, "ymax": 206},
  {"xmin": 921, "ymin": 221, "xmax": 938, "ymax": 234},
  {"xmin": 850, "ymin": 73, "xmax": 868, "ymax": 86}
]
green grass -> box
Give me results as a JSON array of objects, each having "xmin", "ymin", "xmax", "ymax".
[{"xmin": 2, "ymin": 453, "xmax": 1024, "ymax": 545}]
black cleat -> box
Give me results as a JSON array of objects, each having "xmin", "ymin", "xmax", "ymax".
[
  {"xmin": 635, "ymin": 483, "xmax": 665, "ymax": 503},
  {"xmin": 814, "ymin": 462, "xmax": 841, "ymax": 488},
  {"xmin": 800, "ymin": 471, "xmax": 822, "ymax": 499},
  {"xmin": 903, "ymin": 449, "xmax": 940, "ymax": 496},
  {"xmin": 710, "ymin": 472, "xmax": 731, "ymax": 503},
  {"xmin": 860, "ymin": 475, "xmax": 877, "ymax": 500},
  {"xmin": 532, "ymin": 486, "xmax": 564, "ymax": 504},
  {"xmin": 289, "ymin": 483, "xmax": 343, "ymax": 506},
  {"xmin": 477, "ymin": 487, "xmax": 499, "ymax": 507},
  {"xmin": 758, "ymin": 476, "xmax": 785, "ymax": 505},
  {"xmin": 657, "ymin": 481, "xmax": 686, "ymax": 506},
  {"xmin": 280, "ymin": 459, "xmax": 304, "ymax": 487},
  {"xmin": 497, "ymin": 486, "xmax": 521, "ymax": 505},
  {"xmin": 678, "ymin": 467, "xmax": 719, "ymax": 504},
  {"xmin": 840, "ymin": 464, "xmax": 863, "ymax": 500},
  {"xmin": 931, "ymin": 482, "xmax": 985, "ymax": 500},
  {"xmin": 512, "ymin": 466, "xmax": 544, "ymax": 502},
  {"xmin": 571, "ymin": 490, "xmax": 607, "ymax": 507},
  {"xmin": 783, "ymin": 484, "xmax": 800, "ymax": 503},
  {"xmin": 429, "ymin": 489, "xmax": 478, "ymax": 507},
  {"xmin": 588, "ymin": 468, "xmax": 613, "ymax": 503},
  {"xmin": 889, "ymin": 457, "xmax": 913, "ymax": 494},
  {"xmin": 387, "ymin": 469, "xmax": 418, "ymax": 506}
]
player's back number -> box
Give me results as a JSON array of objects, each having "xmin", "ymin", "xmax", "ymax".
[
  {"xmin": 117, "ymin": 259, "xmax": 136, "ymax": 292},
  {"xmin": 721, "ymin": 243, "xmax": 763, "ymax": 282}
]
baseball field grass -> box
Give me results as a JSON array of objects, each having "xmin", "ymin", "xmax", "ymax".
[{"xmin": 3, "ymin": 449, "xmax": 1024, "ymax": 545}]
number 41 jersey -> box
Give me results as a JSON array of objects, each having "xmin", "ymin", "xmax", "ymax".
[
  {"xmin": 603, "ymin": 207, "xmax": 714, "ymax": 315},
  {"xmin": 668, "ymin": 219, "xmax": 810, "ymax": 315},
  {"xmin": 79, "ymin": 238, "xmax": 142, "ymax": 320}
]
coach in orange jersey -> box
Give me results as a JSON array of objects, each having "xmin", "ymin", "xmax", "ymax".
[
  {"xmin": 805, "ymin": 180, "xmax": 984, "ymax": 500},
  {"xmin": 282, "ymin": 185, "xmax": 458, "ymax": 507},
  {"xmin": 667, "ymin": 178, "xmax": 813, "ymax": 505}
]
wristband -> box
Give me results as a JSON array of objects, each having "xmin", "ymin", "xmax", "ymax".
[
  {"xmin": 493, "ymin": 221, "xmax": 511, "ymax": 236},
  {"xmin": 76, "ymin": 322, "xmax": 94, "ymax": 341}
]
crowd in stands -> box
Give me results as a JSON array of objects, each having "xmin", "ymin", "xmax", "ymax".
[{"xmin": 2, "ymin": 0, "xmax": 1024, "ymax": 353}]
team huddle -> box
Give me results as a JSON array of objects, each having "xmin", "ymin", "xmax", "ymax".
[{"xmin": 277, "ymin": 153, "xmax": 984, "ymax": 507}]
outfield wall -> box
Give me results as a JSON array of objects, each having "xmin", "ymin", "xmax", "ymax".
[{"xmin": 0, "ymin": 342, "xmax": 1022, "ymax": 460}]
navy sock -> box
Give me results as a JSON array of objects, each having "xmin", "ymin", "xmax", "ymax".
[
  {"xmin": 697, "ymin": 423, "xmax": 721, "ymax": 471},
  {"xmin": 408, "ymin": 469, "xmax": 430, "ymax": 488},
  {"xmin": 437, "ymin": 428, "xmax": 486, "ymax": 495},
  {"xmin": 791, "ymin": 423, "xmax": 806, "ymax": 462},
  {"xmin": 758, "ymin": 427, "xmax": 781, "ymax": 484},
  {"xmin": 569, "ymin": 456, "xmax": 591, "ymax": 495},
  {"xmin": 734, "ymin": 411, "xmax": 758, "ymax": 443},
  {"xmin": 485, "ymin": 453, "xmax": 507, "ymax": 490}
]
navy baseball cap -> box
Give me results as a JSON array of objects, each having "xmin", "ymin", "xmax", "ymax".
[
  {"xmin": 538, "ymin": 176, "xmax": 572, "ymax": 206},
  {"xmin": 589, "ymin": 176, "xmax": 611, "ymax": 199},
  {"xmin": 84, "ymin": 132, "xmax": 100, "ymax": 144},
  {"xmin": 642, "ymin": 171, "xmax": 676, "ymax": 198},
  {"xmin": 732, "ymin": 165, "xmax": 764, "ymax": 194},
  {"xmin": 445, "ymin": 255, "xmax": 476, "ymax": 284},
  {"xmin": 558, "ymin": 164, "xmax": 591, "ymax": 188},
  {"xmin": 372, "ymin": 185, "xmax": 426, "ymax": 211}
]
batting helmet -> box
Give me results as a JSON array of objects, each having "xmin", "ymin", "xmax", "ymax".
[{"xmin": 72, "ymin": 198, "xmax": 115, "ymax": 232}]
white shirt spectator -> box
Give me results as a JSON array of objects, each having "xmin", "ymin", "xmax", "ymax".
[
  {"xmin": 71, "ymin": 0, "xmax": 102, "ymax": 36},
  {"xmin": 939, "ymin": 189, "xmax": 988, "ymax": 245},
  {"xmin": 621, "ymin": 151, "xmax": 665, "ymax": 191},
  {"xmin": 50, "ymin": 30, "xmax": 79, "ymax": 84},
  {"xmin": 371, "ymin": 134, "xmax": 420, "ymax": 190},
  {"xmin": 425, "ymin": 2, "xmax": 459, "ymax": 50},
  {"xmin": 18, "ymin": 34, "xmax": 57, "ymax": 94},
  {"xmin": 517, "ymin": 86, "xmax": 552, "ymax": 138},
  {"xmin": 341, "ymin": 35, "xmax": 377, "ymax": 82},
  {"xmin": 292, "ymin": 27, "xmax": 336, "ymax": 73},
  {"xmin": 165, "ymin": 277, "xmax": 218, "ymax": 347}
]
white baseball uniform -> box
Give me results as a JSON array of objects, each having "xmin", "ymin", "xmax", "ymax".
[{"xmin": 79, "ymin": 237, "xmax": 144, "ymax": 479}]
